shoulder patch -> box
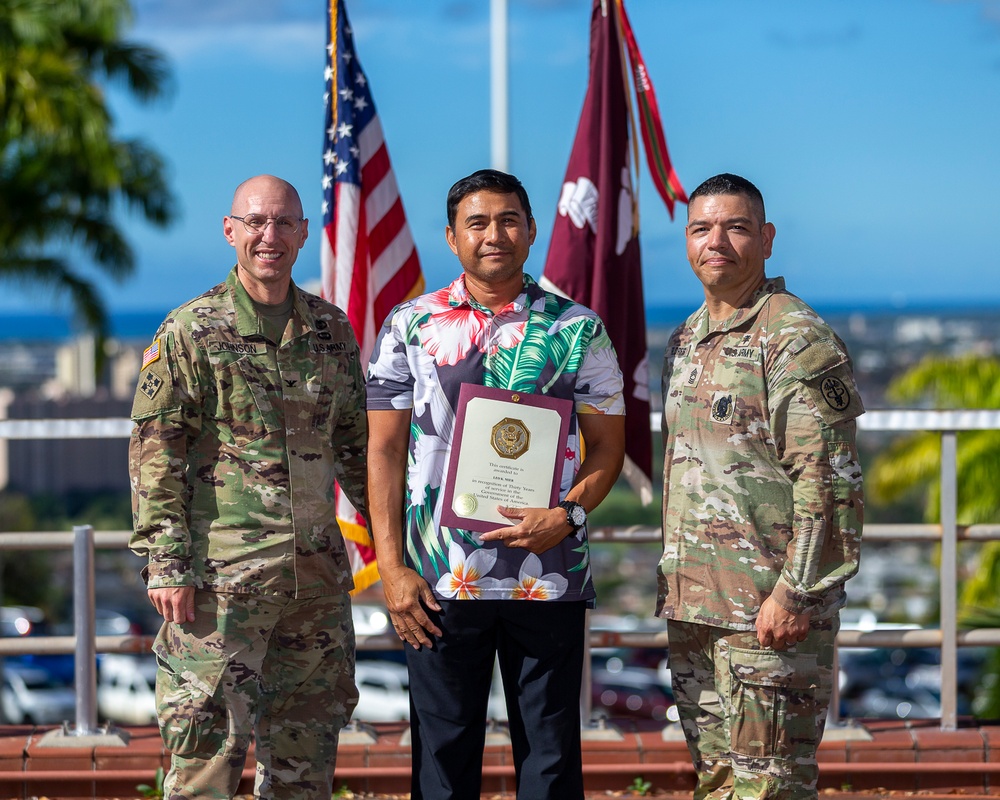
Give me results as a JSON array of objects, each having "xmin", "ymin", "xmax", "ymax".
[
  {"xmin": 819, "ymin": 375, "xmax": 851, "ymax": 411},
  {"xmin": 141, "ymin": 338, "xmax": 161, "ymax": 369},
  {"xmin": 803, "ymin": 366, "xmax": 865, "ymax": 425},
  {"xmin": 138, "ymin": 370, "xmax": 163, "ymax": 400},
  {"xmin": 132, "ymin": 331, "xmax": 179, "ymax": 420}
]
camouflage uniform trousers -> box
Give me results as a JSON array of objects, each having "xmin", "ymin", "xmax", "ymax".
[
  {"xmin": 666, "ymin": 616, "xmax": 838, "ymax": 800},
  {"xmin": 153, "ymin": 590, "xmax": 359, "ymax": 800}
]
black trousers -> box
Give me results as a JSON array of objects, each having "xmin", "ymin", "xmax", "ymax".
[{"xmin": 405, "ymin": 599, "xmax": 587, "ymax": 800}]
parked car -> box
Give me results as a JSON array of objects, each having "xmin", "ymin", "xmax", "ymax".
[
  {"xmin": 98, "ymin": 654, "xmax": 157, "ymax": 726},
  {"xmin": 1, "ymin": 605, "xmax": 75, "ymax": 684},
  {"xmin": 1, "ymin": 606, "xmax": 46, "ymax": 638},
  {"xmin": 841, "ymin": 679, "xmax": 942, "ymax": 720},
  {"xmin": 95, "ymin": 654, "xmax": 415, "ymax": 727},
  {"xmin": 590, "ymin": 667, "xmax": 679, "ymax": 724},
  {"xmin": 838, "ymin": 644, "xmax": 985, "ymax": 717},
  {"xmin": 352, "ymin": 603, "xmax": 391, "ymax": 637},
  {"xmin": 94, "ymin": 609, "xmax": 141, "ymax": 637},
  {"xmin": 1, "ymin": 664, "xmax": 76, "ymax": 724},
  {"xmin": 353, "ymin": 660, "xmax": 410, "ymax": 722}
]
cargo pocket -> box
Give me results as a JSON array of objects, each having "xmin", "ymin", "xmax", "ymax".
[
  {"xmin": 725, "ymin": 645, "xmax": 819, "ymax": 760},
  {"xmin": 153, "ymin": 630, "xmax": 230, "ymax": 758}
]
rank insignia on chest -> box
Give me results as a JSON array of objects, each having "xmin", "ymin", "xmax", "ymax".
[
  {"xmin": 684, "ymin": 365, "xmax": 703, "ymax": 387},
  {"xmin": 711, "ymin": 391, "xmax": 736, "ymax": 424},
  {"xmin": 139, "ymin": 370, "xmax": 163, "ymax": 400}
]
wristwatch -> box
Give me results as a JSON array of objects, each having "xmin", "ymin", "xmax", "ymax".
[{"xmin": 558, "ymin": 500, "xmax": 587, "ymax": 531}]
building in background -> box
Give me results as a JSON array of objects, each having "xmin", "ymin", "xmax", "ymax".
[{"xmin": 0, "ymin": 335, "xmax": 141, "ymax": 494}]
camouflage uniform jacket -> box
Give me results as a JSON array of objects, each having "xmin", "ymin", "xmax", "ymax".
[
  {"xmin": 657, "ymin": 277, "xmax": 864, "ymax": 631},
  {"xmin": 128, "ymin": 267, "xmax": 368, "ymax": 597}
]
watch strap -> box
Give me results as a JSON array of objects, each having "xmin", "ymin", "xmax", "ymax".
[{"xmin": 557, "ymin": 500, "xmax": 587, "ymax": 531}]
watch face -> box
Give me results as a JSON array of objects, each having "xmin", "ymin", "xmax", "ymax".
[{"xmin": 569, "ymin": 504, "xmax": 586, "ymax": 527}]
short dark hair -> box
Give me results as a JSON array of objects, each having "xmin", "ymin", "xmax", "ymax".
[
  {"xmin": 446, "ymin": 169, "xmax": 533, "ymax": 229},
  {"xmin": 688, "ymin": 173, "xmax": 766, "ymax": 223}
]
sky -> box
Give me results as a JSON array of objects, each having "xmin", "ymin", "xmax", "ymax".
[{"xmin": 8, "ymin": 0, "xmax": 1000, "ymax": 318}]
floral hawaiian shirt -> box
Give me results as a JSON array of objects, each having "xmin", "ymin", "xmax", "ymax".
[{"xmin": 367, "ymin": 273, "xmax": 625, "ymax": 603}]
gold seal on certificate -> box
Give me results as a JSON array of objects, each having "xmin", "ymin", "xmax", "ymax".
[
  {"xmin": 441, "ymin": 384, "xmax": 572, "ymax": 533},
  {"xmin": 453, "ymin": 493, "xmax": 479, "ymax": 517}
]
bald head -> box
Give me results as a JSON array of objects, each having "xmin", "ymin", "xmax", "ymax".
[{"xmin": 231, "ymin": 175, "xmax": 303, "ymax": 217}]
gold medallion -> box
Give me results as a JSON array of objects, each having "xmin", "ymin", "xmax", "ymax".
[{"xmin": 491, "ymin": 417, "xmax": 530, "ymax": 459}]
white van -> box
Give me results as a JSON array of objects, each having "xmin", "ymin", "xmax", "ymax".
[{"xmin": 97, "ymin": 653, "xmax": 157, "ymax": 726}]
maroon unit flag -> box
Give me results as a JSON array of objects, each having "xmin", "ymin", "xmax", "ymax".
[
  {"xmin": 321, "ymin": 0, "xmax": 424, "ymax": 591},
  {"xmin": 541, "ymin": 0, "xmax": 685, "ymax": 504}
]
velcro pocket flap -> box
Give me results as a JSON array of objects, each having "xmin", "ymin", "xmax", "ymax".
[
  {"xmin": 726, "ymin": 646, "xmax": 818, "ymax": 690},
  {"xmin": 785, "ymin": 337, "xmax": 848, "ymax": 381}
]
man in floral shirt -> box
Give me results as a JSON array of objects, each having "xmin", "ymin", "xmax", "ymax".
[{"xmin": 366, "ymin": 169, "xmax": 625, "ymax": 800}]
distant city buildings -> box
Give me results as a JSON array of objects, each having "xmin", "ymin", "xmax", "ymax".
[
  {"xmin": 0, "ymin": 335, "xmax": 141, "ymax": 493},
  {"xmin": 0, "ymin": 307, "xmax": 998, "ymax": 496}
]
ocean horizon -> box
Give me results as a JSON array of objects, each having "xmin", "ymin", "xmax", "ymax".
[{"xmin": 0, "ymin": 301, "xmax": 997, "ymax": 342}]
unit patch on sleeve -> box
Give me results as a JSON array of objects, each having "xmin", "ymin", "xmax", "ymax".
[
  {"xmin": 139, "ymin": 370, "xmax": 163, "ymax": 400},
  {"xmin": 820, "ymin": 375, "xmax": 851, "ymax": 411},
  {"xmin": 131, "ymin": 331, "xmax": 180, "ymax": 420}
]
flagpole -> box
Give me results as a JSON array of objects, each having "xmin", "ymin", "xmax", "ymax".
[{"xmin": 490, "ymin": 0, "xmax": 509, "ymax": 171}]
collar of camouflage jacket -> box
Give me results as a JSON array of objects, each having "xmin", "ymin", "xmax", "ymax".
[
  {"xmin": 226, "ymin": 266, "xmax": 312, "ymax": 343},
  {"xmin": 693, "ymin": 275, "xmax": 789, "ymax": 341}
]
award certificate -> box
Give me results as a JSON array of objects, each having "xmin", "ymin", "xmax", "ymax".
[{"xmin": 440, "ymin": 384, "xmax": 572, "ymax": 533}]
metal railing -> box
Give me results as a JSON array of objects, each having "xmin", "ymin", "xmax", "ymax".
[{"xmin": 2, "ymin": 409, "xmax": 1000, "ymax": 733}]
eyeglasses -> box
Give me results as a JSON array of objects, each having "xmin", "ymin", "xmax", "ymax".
[{"xmin": 230, "ymin": 214, "xmax": 304, "ymax": 235}]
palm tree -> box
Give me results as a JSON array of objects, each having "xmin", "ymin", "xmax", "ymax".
[
  {"xmin": 870, "ymin": 354, "xmax": 1000, "ymax": 715},
  {"xmin": 0, "ymin": 0, "xmax": 175, "ymax": 362},
  {"xmin": 870, "ymin": 355, "xmax": 1000, "ymax": 523}
]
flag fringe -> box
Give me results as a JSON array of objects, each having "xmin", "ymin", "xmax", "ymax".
[
  {"xmin": 341, "ymin": 517, "xmax": 373, "ymax": 548},
  {"xmin": 349, "ymin": 561, "xmax": 382, "ymax": 596}
]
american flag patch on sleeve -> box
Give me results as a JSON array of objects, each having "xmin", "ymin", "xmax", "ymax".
[{"xmin": 141, "ymin": 338, "xmax": 161, "ymax": 369}]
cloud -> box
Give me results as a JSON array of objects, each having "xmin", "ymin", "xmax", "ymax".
[
  {"xmin": 131, "ymin": 0, "xmax": 316, "ymax": 27},
  {"xmin": 980, "ymin": 0, "xmax": 1000, "ymax": 32},
  {"xmin": 128, "ymin": 0, "xmax": 323, "ymax": 62}
]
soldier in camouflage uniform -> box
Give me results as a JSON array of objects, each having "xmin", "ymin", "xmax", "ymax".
[
  {"xmin": 658, "ymin": 174, "xmax": 864, "ymax": 799},
  {"xmin": 129, "ymin": 175, "xmax": 366, "ymax": 800}
]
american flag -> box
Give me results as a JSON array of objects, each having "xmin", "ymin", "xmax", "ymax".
[{"xmin": 321, "ymin": 0, "xmax": 423, "ymax": 593}]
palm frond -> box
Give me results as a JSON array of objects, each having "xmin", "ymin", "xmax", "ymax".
[{"xmin": 0, "ymin": 0, "xmax": 176, "ymax": 356}]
